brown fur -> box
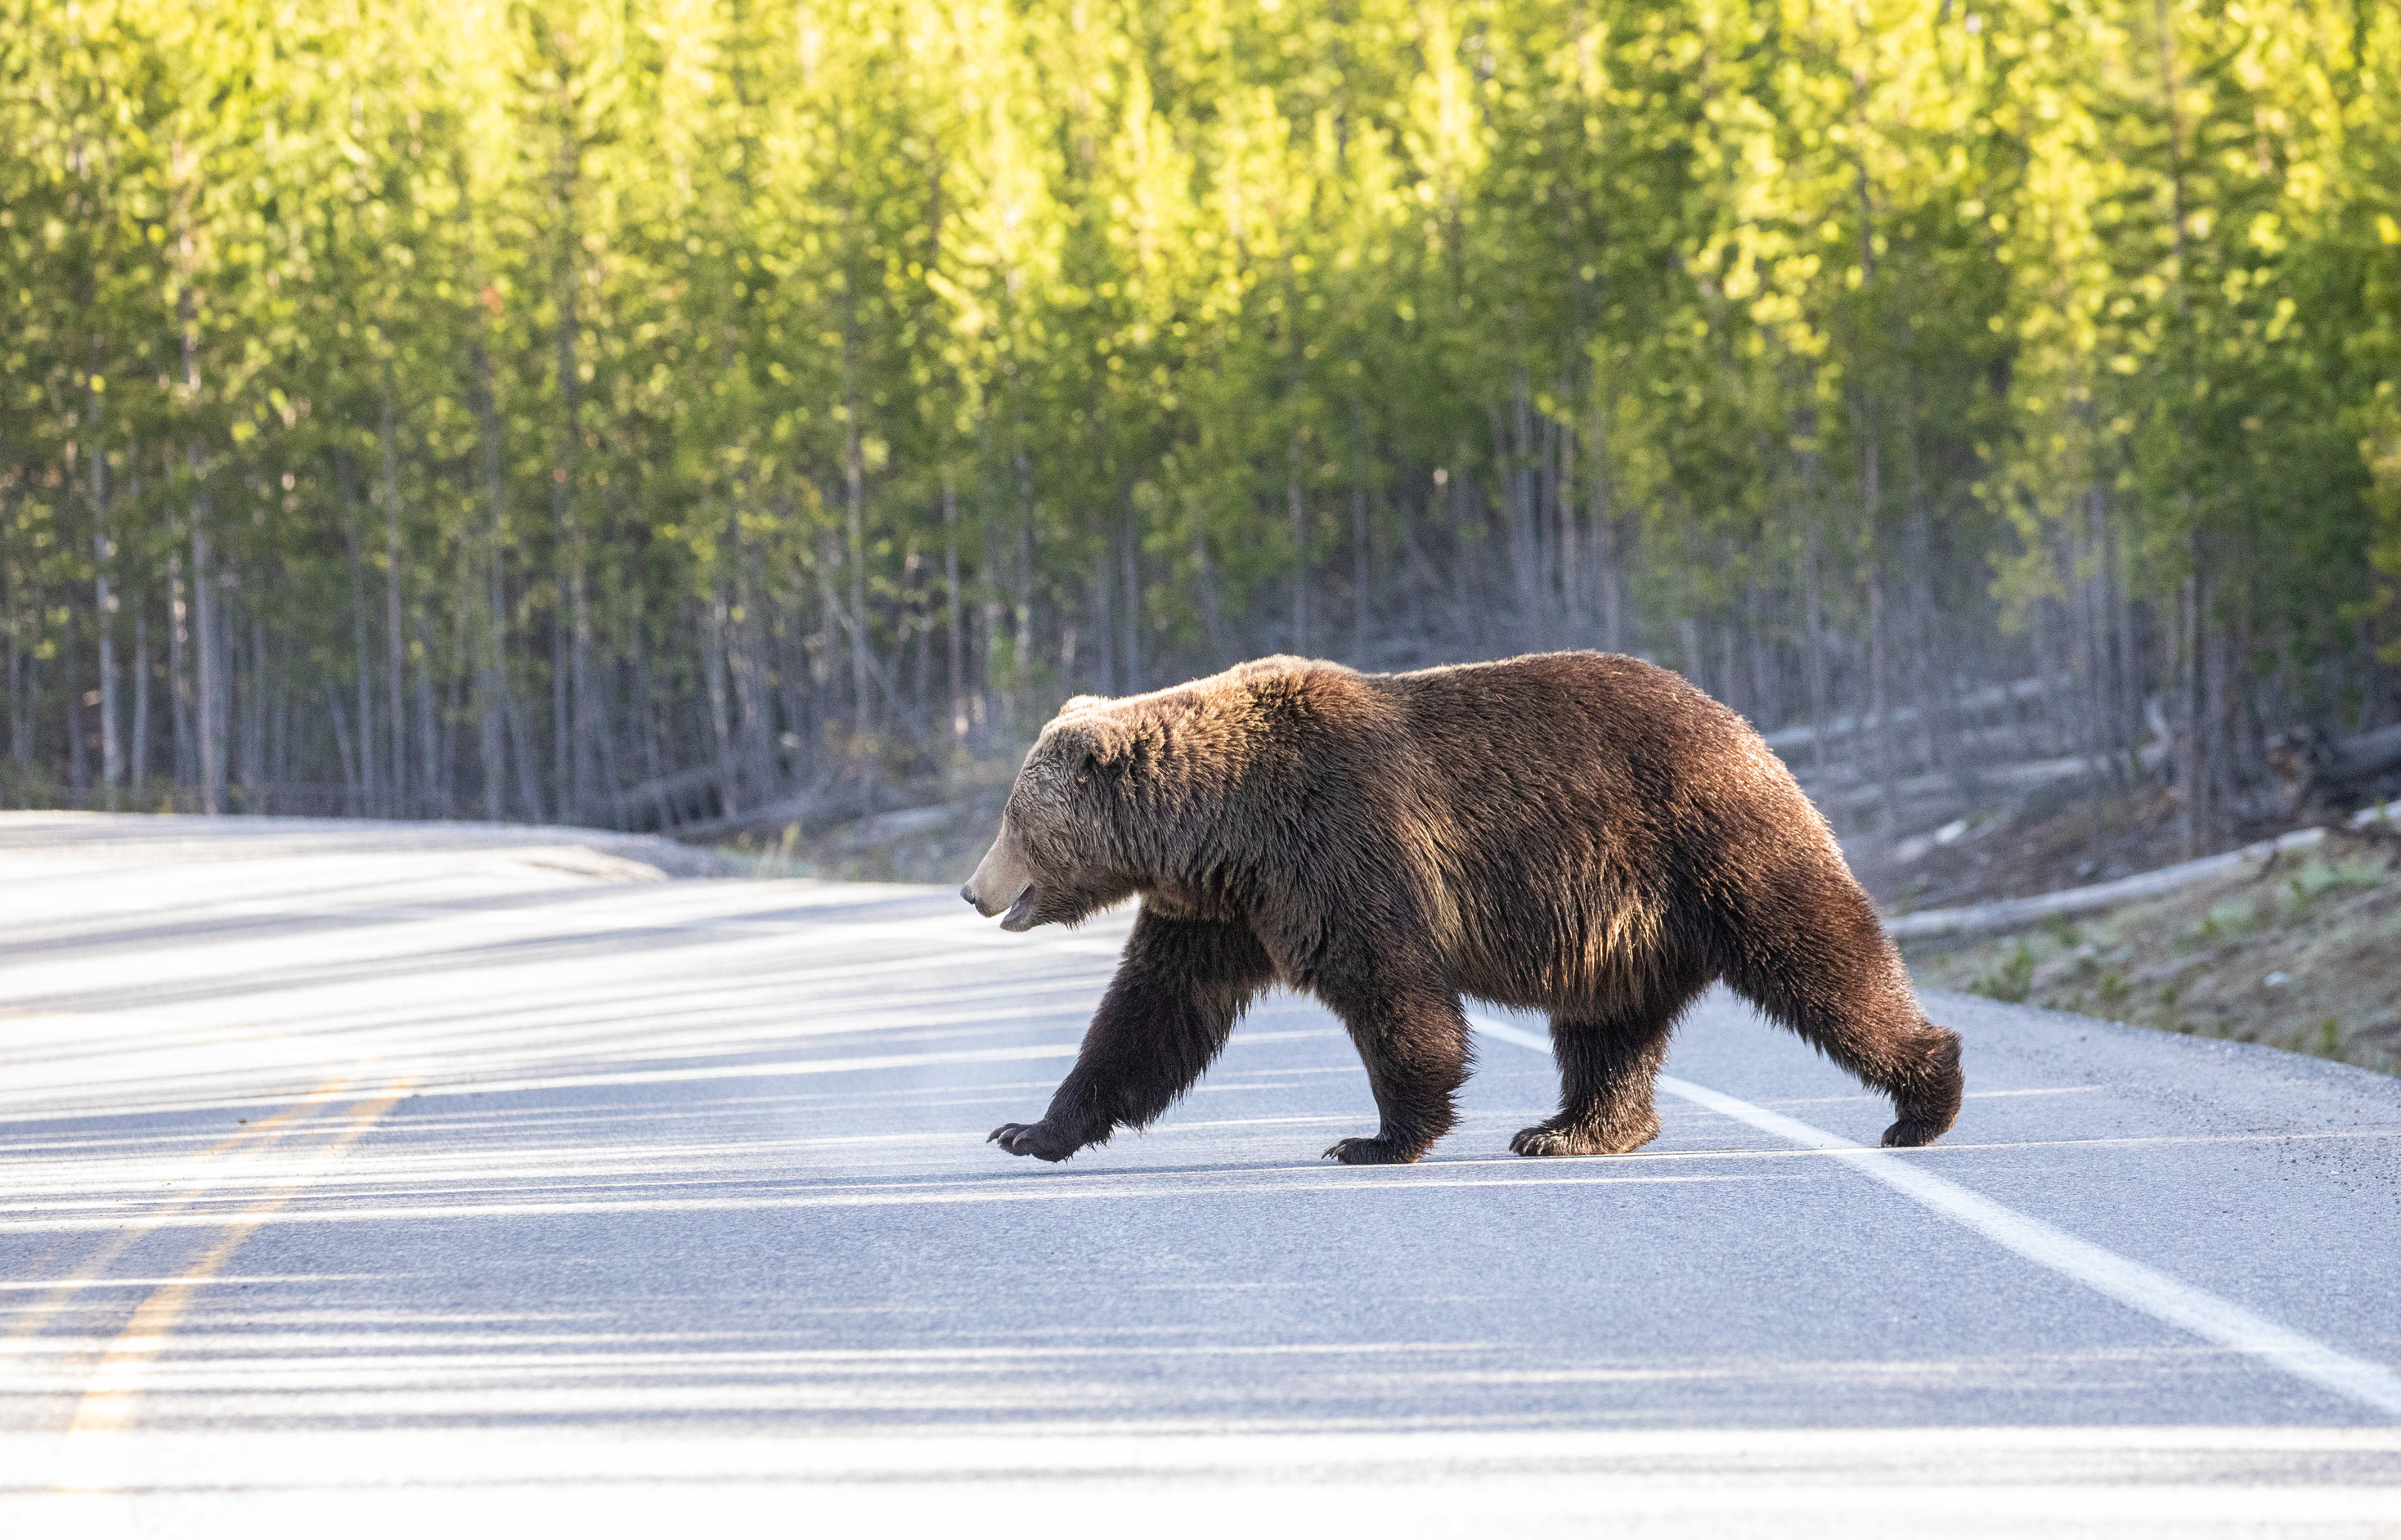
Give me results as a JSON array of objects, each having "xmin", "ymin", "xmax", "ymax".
[{"xmin": 963, "ymin": 652, "xmax": 1964, "ymax": 1165}]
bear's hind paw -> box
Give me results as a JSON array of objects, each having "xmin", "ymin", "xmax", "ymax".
[
  {"xmin": 1322, "ymin": 1136, "xmax": 1419, "ymax": 1165},
  {"xmin": 1879, "ymin": 1116, "xmax": 1950, "ymax": 1148},
  {"xmin": 989, "ymin": 1120, "xmax": 1079, "ymax": 1161}
]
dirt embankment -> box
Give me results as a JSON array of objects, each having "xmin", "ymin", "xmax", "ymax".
[{"xmin": 1898, "ymin": 832, "xmax": 2401, "ymax": 1073}]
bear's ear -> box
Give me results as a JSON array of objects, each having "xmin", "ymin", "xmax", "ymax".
[
  {"xmin": 1043, "ymin": 720, "xmax": 1102, "ymax": 779},
  {"xmin": 1057, "ymin": 693, "xmax": 1111, "ymax": 716}
]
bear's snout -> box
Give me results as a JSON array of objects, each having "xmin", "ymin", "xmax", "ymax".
[{"xmin": 964, "ymin": 821, "xmax": 1041, "ymax": 927}]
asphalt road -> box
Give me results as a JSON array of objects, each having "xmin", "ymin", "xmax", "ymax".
[{"xmin": 2, "ymin": 813, "xmax": 2398, "ymax": 1536}]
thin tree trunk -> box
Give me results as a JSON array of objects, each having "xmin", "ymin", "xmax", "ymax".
[
  {"xmin": 65, "ymin": 572, "xmax": 86, "ymax": 792},
  {"xmin": 2179, "ymin": 541, "xmax": 2206, "ymax": 859},
  {"xmin": 415, "ymin": 610, "xmax": 441, "ymax": 815},
  {"xmin": 379, "ymin": 379, "xmax": 408, "ymax": 812},
  {"xmin": 3, "ymin": 497, "xmax": 23, "ymax": 771},
  {"xmin": 705, "ymin": 580, "xmax": 738, "ymax": 815},
  {"xmin": 1015, "ymin": 450, "xmax": 1037, "ymax": 711},
  {"xmin": 168, "ymin": 519, "xmax": 192, "ymax": 791},
  {"xmin": 944, "ymin": 471, "xmax": 966, "ymax": 739},
  {"xmin": 245, "ymin": 613, "xmax": 267, "ymax": 810},
  {"xmin": 1556, "ymin": 382, "xmax": 1578, "ymax": 628},
  {"xmin": 191, "ymin": 488, "xmax": 222, "ymax": 815},
  {"xmin": 1196, "ymin": 532, "xmax": 1229, "ymax": 667},
  {"xmin": 1349, "ymin": 395, "xmax": 1371, "ymax": 662},
  {"xmin": 1289, "ymin": 431, "xmax": 1310, "ymax": 655},
  {"xmin": 1802, "ymin": 514, "xmax": 1829, "ymax": 787},
  {"xmin": 1868, "ymin": 559, "xmax": 1896, "ymax": 833},
  {"xmin": 1120, "ymin": 505, "xmax": 1142, "ymax": 691},
  {"xmin": 1589, "ymin": 396, "xmax": 1620, "ymax": 653},
  {"xmin": 1092, "ymin": 545, "xmax": 1115, "ymax": 696},
  {"xmin": 177, "ymin": 250, "xmax": 225, "ymax": 813},
  {"xmin": 1860, "ymin": 415, "xmax": 1896, "ymax": 831},
  {"xmin": 339, "ymin": 450, "xmax": 379, "ymax": 814},
  {"xmin": 471, "ymin": 338, "xmax": 543, "ymax": 822},
  {"xmin": 844, "ymin": 337, "xmax": 874, "ymax": 779},
  {"xmin": 132, "ymin": 598, "xmax": 150, "ymax": 795},
  {"xmin": 552, "ymin": 148, "xmax": 596, "ymax": 824},
  {"xmin": 329, "ymin": 682, "xmax": 361, "ymax": 812},
  {"xmin": 89, "ymin": 388, "xmax": 120, "ymax": 793}
]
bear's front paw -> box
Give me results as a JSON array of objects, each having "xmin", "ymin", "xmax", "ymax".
[
  {"xmin": 1510, "ymin": 1113, "xmax": 1659, "ymax": 1157},
  {"xmin": 989, "ymin": 1120, "xmax": 1079, "ymax": 1161},
  {"xmin": 1322, "ymin": 1136, "xmax": 1419, "ymax": 1165}
]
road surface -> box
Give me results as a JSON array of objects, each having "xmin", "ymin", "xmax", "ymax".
[{"xmin": 2, "ymin": 813, "xmax": 2397, "ymax": 1535}]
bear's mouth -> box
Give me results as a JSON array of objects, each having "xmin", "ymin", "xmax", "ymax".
[{"xmin": 999, "ymin": 885, "xmax": 1039, "ymax": 931}]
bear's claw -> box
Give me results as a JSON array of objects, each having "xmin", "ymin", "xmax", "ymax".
[
  {"xmin": 989, "ymin": 1121, "xmax": 1077, "ymax": 1161},
  {"xmin": 1322, "ymin": 1136, "xmax": 1418, "ymax": 1165}
]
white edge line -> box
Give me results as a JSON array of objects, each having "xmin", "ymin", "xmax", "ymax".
[{"xmin": 1469, "ymin": 1013, "xmax": 2401, "ymax": 1420}]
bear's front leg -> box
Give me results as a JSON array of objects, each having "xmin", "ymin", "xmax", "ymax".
[
  {"xmin": 1319, "ymin": 972, "xmax": 1472, "ymax": 1165},
  {"xmin": 988, "ymin": 908, "xmax": 1275, "ymax": 1163}
]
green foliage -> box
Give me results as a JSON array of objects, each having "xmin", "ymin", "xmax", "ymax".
[
  {"xmin": 1, "ymin": 0, "xmax": 2397, "ymax": 821},
  {"xmin": 1972, "ymin": 941, "xmax": 2038, "ymax": 1003}
]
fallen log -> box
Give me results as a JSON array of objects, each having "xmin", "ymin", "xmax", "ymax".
[
  {"xmin": 1885, "ymin": 799, "xmax": 2401, "ymax": 941},
  {"xmin": 2269, "ymin": 722, "xmax": 2401, "ymax": 810}
]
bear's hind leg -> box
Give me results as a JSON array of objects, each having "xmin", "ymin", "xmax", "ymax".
[
  {"xmin": 1510, "ymin": 965, "xmax": 1704, "ymax": 1157},
  {"xmin": 1709, "ymin": 868, "xmax": 1965, "ymax": 1149}
]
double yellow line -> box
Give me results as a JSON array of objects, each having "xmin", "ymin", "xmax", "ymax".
[{"xmin": 5, "ymin": 1074, "xmax": 418, "ymax": 1452}]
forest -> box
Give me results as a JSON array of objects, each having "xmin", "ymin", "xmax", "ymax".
[{"xmin": 5, "ymin": 0, "xmax": 2401, "ymax": 857}]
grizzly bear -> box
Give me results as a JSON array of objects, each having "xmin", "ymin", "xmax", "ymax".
[{"xmin": 962, "ymin": 652, "xmax": 1963, "ymax": 1165}]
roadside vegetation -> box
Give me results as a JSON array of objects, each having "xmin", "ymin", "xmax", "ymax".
[{"xmin": 1901, "ymin": 831, "xmax": 2401, "ymax": 1073}]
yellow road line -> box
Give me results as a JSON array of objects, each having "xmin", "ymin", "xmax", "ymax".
[
  {"xmin": 59, "ymin": 1079, "xmax": 416, "ymax": 1443},
  {"xmin": 0, "ymin": 1077, "xmax": 352, "ymax": 1354}
]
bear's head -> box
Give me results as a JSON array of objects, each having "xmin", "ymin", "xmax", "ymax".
[
  {"xmin": 959, "ymin": 709, "xmax": 1141, "ymax": 932},
  {"xmin": 960, "ymin": 663, "xmax": 1326, "ymax": 931}
]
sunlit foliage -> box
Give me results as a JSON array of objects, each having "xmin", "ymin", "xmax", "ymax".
[{"xmin": 2, "ymin": 0, "xmax": 2397, "ymax": 840}]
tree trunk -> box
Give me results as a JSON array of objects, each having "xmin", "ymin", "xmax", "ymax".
[
  {"xmin": 1013, "ymin": 453, "xmax": 1035, "ymax": 730},
  {"xmin": 1120, "ymin": 505, "xmax": 1142, "ymax": 691},
  {"xmin": 1092, "ymin": 546, "xmax": 1115, "ymax": 696},
  {"xmin": 89, "ymin": 395, "xmax": 120, "ymax": 793},
  {"xmin": 245, "ymin": 613, "xmax": 267, "ymax": 810},
  {"xmin": 191, "ymin": 487, "xmax": 224, "ymax": 815},
  {"xmin": 844, "ymin": 335, "xmax": 874, "ymax": 772},
  {"xmin": 1196, "ymin": 532, "xmax": 1229, "ymax": 667},
  {"xmin": 552, "ymin": 150, "xmax": 596, "ymax": 824},
  {"xmin": 168, "ymin": 519, "xmax": 193, "ymax": 791},
  {"xmin": 177, "ymin": 240, "xmax": 225, "ymax": 813},
  {"xmin": 339, "ymin": 450, "xmax": 379, "ymax": 815},
  {"xmin": 132, "ymin": 599, "xmax": 150, "ymax": 795},
  {"xmin": 1589, "ymin": 396, "xmax": 1621, "ymax": 653},
  {"xmin": 1556, "ymin": 383, "xmax": 1578, "ymax": 629},
  {"xmin": 379, "ymin": 379, "xmax": 409, "ymax": 812},
  {"xmin": 944, "ymin": 471, "xmax": 966, "ymax": 740},
  {"xmin": 705, "ymin": 578, "xmax": 738, "ymax": 816},
  {"xmin": 415, "ymin": 609, "xmax": 442, "ymax": 815},
  {"xmin": 329, "ymin": 682, "xmax": 361, "ymax": 812},
  {"xmin": 1802, "ymin": 513, "xmax": 1829, "ymax": 786},
  {"xmin": 1288, "ymin": 433, "xmax": 1309, "ymax": 654},
  {"xmin": 2179, "ymin": 537, "xmax": 2208, "ymax": 859},
  {"xmin": 1350, "ymin": 394, "xmax": 1371, "ymax": 662},
  {"xmin": 65, "ymin": 572, "xmax": 86, "ymax": 792}
]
